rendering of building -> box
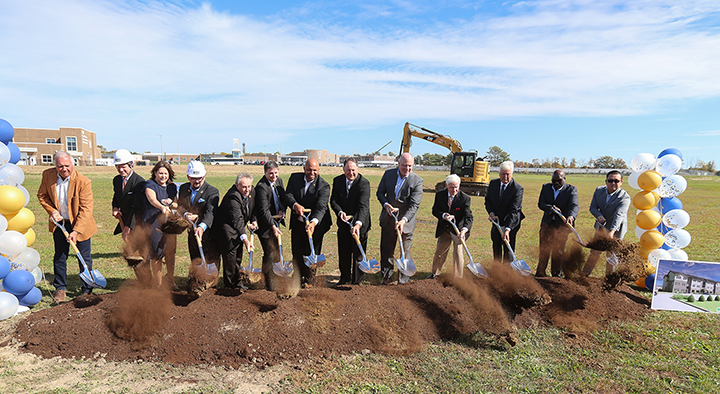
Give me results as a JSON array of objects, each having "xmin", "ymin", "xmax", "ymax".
[
  {"xmin": 662, "ymin": 270, "xmax": 720, "ymax": 295},
  {"xmin": 12, "ymin": 127, "xmax": 101, "ymax": 166}
]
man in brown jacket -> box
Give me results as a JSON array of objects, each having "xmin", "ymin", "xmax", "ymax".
[{"xmin": 37, "ymin": 151, "xmax": 97, "ymax": 301}]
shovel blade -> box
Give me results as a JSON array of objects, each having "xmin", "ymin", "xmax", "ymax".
[
  {"xmin": 204, "ymin": 262, "xmax": 219, "ymax": 276},
  {"xmin": 396, "ymin": 258, "xmax": 416, "ymax": 277},
  {"xmin": 510, "ymin": 259, "xmax": 531, "ymax": 276},
  {"xmin": 273, "ymin": 261, "xmax": 294, "ymax": 277},
  {"xmin": 80, "ymin": 269, "xmax": 107, "ymax": 289},
  {"xmin": 467, "ymin": 262, "xmax": 488, "ymax": 278},
  {"xmin": 359, "ymin": 258, "xmax": 380, "ymax": 274}
]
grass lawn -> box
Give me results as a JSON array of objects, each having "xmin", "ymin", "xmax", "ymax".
[{"xmin": 1, "ymin": 164, "xmax": 719, "ymax": 393}]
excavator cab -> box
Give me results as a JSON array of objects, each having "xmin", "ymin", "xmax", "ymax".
[{"xmin": 451, "ymin": 152, "xmax": 477, "ymax": 178}]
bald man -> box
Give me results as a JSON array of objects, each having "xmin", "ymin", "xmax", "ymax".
[
  {"xmin": 284, "ymin": 158, "xmax": 332, "ymax": 287},
  {"xmin": 536, "ymin": 169, "xmax": 579, "ymax": 277}
]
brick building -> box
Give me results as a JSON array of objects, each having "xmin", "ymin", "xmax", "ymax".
[{"xmin": 12, "ymin": 127, "xmax": 101, "ymax": 166}]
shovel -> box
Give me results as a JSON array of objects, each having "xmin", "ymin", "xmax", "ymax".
[
  {"xmin": 192, "ymin": 219, "xmax": 218, "ymax": 276},
  {"xmin": 550, "ymin": 206, "xmax": 586, "ymax": 246},
  {"xmin": 243, "ymin": 229, "xmax": 261, "ymax": 273},
  {"xmin": 445, "ymin": 217, "xmax": 487, "ymax": 278},
  {"xmin": 51, "ymin": 218, "xmax": 107, "ymax": 289},
  {"xmin": 342, "ymin": 216, "xmax": 379, "ymax": 274},
  {"xmin": 300, "ymin": 210, "xmax": 326, "ymax": 269},
  {"xmin": 271, "ymin": 216, "xmax": 294, "ymax": 277},
  {"xmin": 490, "ymin": 218, "xmax": 531, "ymax": 276},
  {"xmin": 390, "ymin": 211, "xmax": 416, "ymax": 277}
]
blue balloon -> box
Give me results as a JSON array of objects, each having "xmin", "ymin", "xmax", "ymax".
[
  {"xmin": 7, "ymin": 142, "xmax": 20, "ymax": 164},
  {"xmin": 0, "ymin": 256, "xmax": 10, "ymax": 279},
  {"xmin": 2, "ymin": 270, "xmax": 35, "ymax": 296},
  {"xmin": 661, "ymin": 243, "xmax": 672, "ymax": 250},
  {"xmin": 657, "ymin": 223, "xmax": 671, "ymax": 235},
  {"xmin": 658, "ymin": 197, "xmax": 682, "ymax": 214},
  {"xmin": 645, "ymin": 273, "xmax": 657, "ymax": 291},
  {"xmin": 0, "ymin": 118, "xmax": 13, "ymax": 145},
  {"xmin": 17, "ymin": 287, "xmax": 42, "ymax": 306},
  {"xmin": 658, "ymin": 148, "xmax": 683, "ymax": 160}
]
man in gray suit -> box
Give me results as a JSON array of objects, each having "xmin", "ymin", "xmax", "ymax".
[
  {"xmin": 583, "ymin": 170, "xmax": 631, "ymax": 276},
  {"xmin": 377, "ymin": 153, "xmax": 423, "ymax": 284}
]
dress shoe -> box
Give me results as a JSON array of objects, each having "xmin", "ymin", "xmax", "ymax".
[
  {"xmin": 54, "ymin": 289, "xmax": 66, "ymax": 302},
  {"xmin": 334, "ymin": 280, "xmax": 349, "ymax": 287},
  {"xmin": 426, "ymin": 274, "xmax": 436, "ymax": 280},
  {"xmin": 380, "ymin": 277, "xmax": 391, "ymax": 285}
]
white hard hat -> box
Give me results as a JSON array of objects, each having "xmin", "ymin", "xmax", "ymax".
[
  {"xmin": 114, "ymin": 149, "xmax": 134, "ymax": 165},
  {"xmin": 187, "ymin": 160, "xmax": 206, "ymax": 177}
]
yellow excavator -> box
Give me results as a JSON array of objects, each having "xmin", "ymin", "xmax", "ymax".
[{"xmin": 400, "ymin": 122, "xmax": 490, "ymax": 196}]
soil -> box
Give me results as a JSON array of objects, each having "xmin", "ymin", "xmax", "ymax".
[{"xmin": 13, "ymin": 262, "xmax": 650, "ymax": 369}]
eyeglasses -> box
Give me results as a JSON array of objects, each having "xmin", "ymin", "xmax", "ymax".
[{"xmin": 606, "ymin": 179, "xmax": 621, "ymax": 184}]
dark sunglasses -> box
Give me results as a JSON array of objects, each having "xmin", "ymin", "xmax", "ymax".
[{"xmin": 606, "ymin": 179, "xmax": 621, "ymax": 184}]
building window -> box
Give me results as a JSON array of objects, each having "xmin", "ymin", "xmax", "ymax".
[
  {"xmin": 66, "ymin": 136, "xmax": 77, "ymax": 151},
  {"xmin": 46, "ymin": 138, "xmax": 58, "ymax": 144},
  {"xmin": 42, "ymin": 154, "xmax": 52, "ymax": 164}
]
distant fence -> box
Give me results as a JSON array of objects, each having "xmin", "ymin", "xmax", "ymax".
[{"xmin": 414, "ymin": 166, "xmax": 715, "ymax": 176}]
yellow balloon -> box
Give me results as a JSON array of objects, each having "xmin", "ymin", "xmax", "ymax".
[
  {"xmin": 638, "ymin": 170, "xmax": 662, "ymax": 191},
  {"xmin": 6, "ymin": 207, "xmax": 35, "ymax": 233},
  {"xmin": 633, "ymin": 191, "xmax": 659, "ymax": 210},
  {"xmin": 637, "ymin": 247, "xmax": 651, "ymax": 260},
  {"xmin": 636, "ymin": 210, "xmax": 662, "ymax": 230},
  {"xmin": 0, "ymin": 185, "xmax": 25, "ymax": 216},
  {"xmin": 644, "ymin": 263, "xmax": 657, "ymax": 275},
  {"xmin": 23, "ymin": 228, "xmax": 36, "ymax": 247},
  {"xmin": 640, "ymin": 230, "xmax": 665, "ymax": 250}
]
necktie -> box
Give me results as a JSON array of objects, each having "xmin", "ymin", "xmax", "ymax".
[
  {"xmin": 448, "ymin": 195, "xmax": 453, "ymax": 209},
  {"xmin": 271, "ymin": 183, "xmax": 280, "ymax": 212},
  {"xmin": 347, "ymin": 180, "xmax": 352, "ymax": 194},
  {"xmin": 122, "ymin": 177, "xmax": 127, "ymax": 192},
  {"xmin": 500, "ymin": 184, "xmax": 506, "ymax": 197}
]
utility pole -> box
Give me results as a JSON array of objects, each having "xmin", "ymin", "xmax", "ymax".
[{"xmin": 156, "ymin": 134, "xmax": 164, "ymax": 161}]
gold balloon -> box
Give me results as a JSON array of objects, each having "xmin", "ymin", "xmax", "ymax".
[
  {"xmin": 23, "ymin": 228, "xmax": 36, "ymax": 247},
  {"xmin": 633, "ymin": 191, "xmax": 659, "ymax": 210},
  {"xmin": 6, "ymin": 207, "xmax": 35, "ymax": 233},
  {"xmin": 637, "ymin": 247, "xmax": 651, "ymax": 260},
  {"xmin": 644, "ymin": 263, "xmax": 657, "ymax": 275},
  {"xmin": 0, "ymin": 185, "xmax": 25, "ymax": 216},
  {"xmin": 636, "ymin": 209, "xmax": 662, "ymax": 230},
  {"xmin": 640, "ymin": 230, "xmax": 665, "ymax": 250},
  {"xmin": 638, "ymin": 170, "xmax": 662, "ymax": 191}
]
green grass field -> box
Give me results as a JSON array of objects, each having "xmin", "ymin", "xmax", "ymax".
[{"xmin": 2, "ymin": 164, "xmax": 719, "ymax": 393}]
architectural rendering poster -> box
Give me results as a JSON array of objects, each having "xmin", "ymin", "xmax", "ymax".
[{"xmin": 651, "ymin": 259, "xmax": 720, "ymax": 313}]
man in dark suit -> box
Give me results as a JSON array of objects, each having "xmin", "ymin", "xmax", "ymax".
[
  {"xmin": 218, "ymin": 172, "xmax": 257, "ymax": 289},
  {"xmin": 583, "ymin": 170, "xmax": 631, "ymax": 276},
  {"xmin": 284, "ymin": 158, "xmax": 332, "ymax": 288},
  {"xmin": 178, "ymin": 161, "xmax": 221, "ymax": 279},
  {"xmin": 377, "ymin": 152, "xmax": 423, "ymax": 284},
  {"xmin": 430, "ymin": 174, "xmax": 473, "ymax": 278},
  {"xmin": 111, "ymin": 149, "xmax": 145, "ymax": 241},
  {"xmin": 536, "ymin": 169, "xmax": 579, "ymax": 277},
  {"xmin": 485, "ymin": 160, "xmax": 525, "ymax": 263},
  {"xmin": 330, "ymin": 157, "xmax": 371, "ymax": 285},
  {"xmin": 253, "ymin": 160, "xmax": 289, "ymax": 288}
]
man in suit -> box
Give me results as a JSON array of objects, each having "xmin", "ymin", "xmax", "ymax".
[
  {"xmin": 583, "ymin": 170, "xmax": 632, "ymax": 276},
  {"xmin": 429, "ymin": 174, "xmax": 473, "ymax": 278},
  {"xmin": 37, "ymin": 151, "xmax": 97, "ymax": 302},
  {"xmin": 485, "ymin": 160, "xmax": 525, "ymax": 263},
  {"xmin": 253, "ymin": 160, "xmax": 290, "ymax": 288},
  {"xmin": 536, "ymin": 169, "xmax": 579, "ymax": 277},
  {"xmin": 284, "ymin": 158, "xmax": 332, "ymax": 288},
  {"xmin": 218, "ymin": 172, "xmax": 257, "ymax": 289},
  {"xmin": 178, "ymin": 160, "xmax": 221, "ymax": 292},
  {"xmin": 330, "ymin": 157, "xmax": 371, "ymax": 285},
  {"xmin": 377, "ymin": 152, "xmax": 423, "ymax": 284},
  {"xmin": 111, "ymin": 149, "xmax": 145, "ymax": 242}
]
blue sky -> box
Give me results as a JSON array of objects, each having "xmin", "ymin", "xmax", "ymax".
[
  {"xmin": 656, "ymin": 259, "xmax": 720, "ymax": 285},
  {"xmin": 1, "ymin": 0, "xmax": 719, "ymax": 165}
]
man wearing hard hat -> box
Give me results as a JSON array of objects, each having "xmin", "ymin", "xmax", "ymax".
[
  {"xmin": 111, "ymin": 149, "xmax": 146, "ymax": 241},
  {"xmin": 178, "ymin": 160, "xmax": 220, "ymax": 297}
]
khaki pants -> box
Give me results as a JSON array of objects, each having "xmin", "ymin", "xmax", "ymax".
[{"xmin": 431, "ymin": 232, "xmax": 464, "ymax": 278}]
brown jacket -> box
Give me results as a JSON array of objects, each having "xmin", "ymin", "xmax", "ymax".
[{"xmin": 37, "ymin": 167, "xmax": 97, "ymax": 241}]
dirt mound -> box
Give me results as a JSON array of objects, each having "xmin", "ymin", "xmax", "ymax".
[{"xmin": 14, "ymin": 272, "xmax": 649, "ymax": 368}]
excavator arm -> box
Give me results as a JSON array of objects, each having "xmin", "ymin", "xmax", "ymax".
[{"xmin": 400, "ymin": 122, "xmax": 463, "ymax": 154}]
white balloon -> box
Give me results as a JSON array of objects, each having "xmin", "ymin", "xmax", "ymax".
[
  {"xmin": 662, "ymin": 209, "xmax": 690, "ymax": 229},
  {"xmin": 664, "ymin": 229, "xmax": 692, "ymax": 249},
  {"xmin": 648, "ymin": 249, "xmax": 672, "ymax": 268},
  {"xmin": 631, "ymin": 153, "xmax": 657, "ymax": 172},
  {"xmin": 0, "ymin": 230, "xmax": 28, "ymax": 256},
  {"xmin": 657, "ymin": 175, "xmax": 687, "ymax": 198},
  {"xmin": 628, "ymin": 171, "xmax": 641, "ymax": 189},
  {"xmin": 16, "ymin": 185, "xmax": 30, "ymax": 207},
  {"xmin": 10, "ymin": 248, "xmax": 40, "ymax": 271},
  {"xmin": 634, "ymin": 225, "xmax": 648, "ymax": 240},
  {"xmin": 30, "ymin": 266, "xmax": 44, "ymax": 285},
  {"xmin": 0, "ymin": 163, "xmax": 24, "ymax": 187},
  {"xmin": 0, "ymin": 214, "xmax": 7, "ymax": 234},
  {"xmin": 668, "ymin": 248, "xmax": 689, "ymax": 261},
  {"xmin": 656, "ymin": 154, "xmax": 683, "ymax": 177},
  {"xmin": 0, "ymin": 142, "xmax": 9, "ymax": 167},
  {"xmin": 0, "ymin": 291, "xmax": 19, "ymax": 321}
]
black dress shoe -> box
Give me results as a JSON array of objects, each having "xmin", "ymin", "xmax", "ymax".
[
  {"xmin": 426, "ymin": 274, "xmax": 436, "ymax": 280},
  {"xmin": 334, "ymin": 280, "xmax": 349, "ymax": 287},
  {"xmin": 380, "ymin": 277, "xmax": 391, "ymax": 285}
]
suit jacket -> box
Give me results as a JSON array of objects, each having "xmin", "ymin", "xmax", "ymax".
[
  {"xmin": 37, "ymin": 167, "xmax": 97, "ymax": 241},
  {"xmin": 111, "ymin": 171, "xmax": 145, "ymax": 234},
  {"xmin": 253, "ymin": 176, "xmax": 288, "ymax": 239},
  {"xmin": 330, "ymin": 173, "xmax": 371, "ymax": 235},
  {"xmin": 284, "ymin": 172, "xmax": 332, "ymax": 235},
  {"xmin": 589, "ymin": 185, "xmax": 631, "ymax": 239},
  {"xmin": 432, "ymin": 188, "xmax": 473, "ymax": 238},
  {"xmin": 484, "ymin": 178, "xmax": 525, "ymax": 230},
  {"xmin": 218, "ymin": 185, "xmax": 256, "ymax": 250},
  {"xmin": 376, "ymin": 168, "xmax": 423, "ymax": 233},
  {"xmin": 177, "ymin": 181, "xmax": 220, "ymax": 229},
  {"xmin": 537, "ymin": 183, "xmax": 579, "ymax": 227}
]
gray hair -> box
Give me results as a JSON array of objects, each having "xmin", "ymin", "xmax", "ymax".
[
  {"xmin": 235, "ymin": 172, "xmax": 253, "ymax": 185},
  {"xmin": 53, "ymin": 150, "xmax": 72, "ymax": 164},
  {"xmin": 445, "ymin": 174, "xmax": 461, "ymax": 185},
  {"xmin": 499, "ymin": 160, "xmax": 514, "ymax": 172}
]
